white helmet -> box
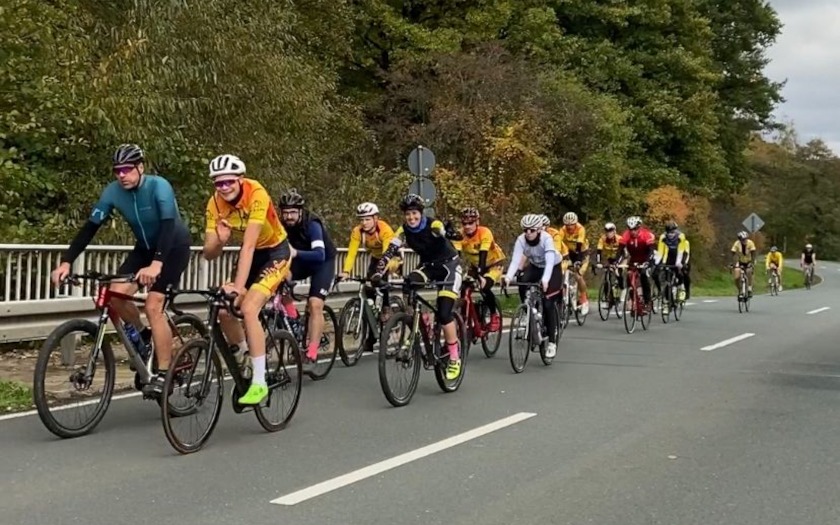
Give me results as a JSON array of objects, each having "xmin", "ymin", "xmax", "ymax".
[
  {"xmin": 521, "ymin": 214, "xmax": 543, "ymax": 230},
  {"xmin": 539, "ymin": 215, "xmax": 551, "ymax": 228},
  {"xmin": 356, "ymin": 202, "xmax": 379, "ymax": 217},
  {"xmin": 805, "ymin": 243, "xmax": 813, "ymax": 249},
  {"xmin": 626, "ymin": 216, "xmax": 642, "ymax": 229},
  {"xmin": 737, "ymin": 231, "xmax": 749, "ymax": 240},
  {"xmin": 563, "ymin": 212, "xmax": 578, "ymax": 225},
  {"xmin": 209, "ymin": 154, "xmax": 246, "ymax": 178},
  {"xmin": 604, "ymin": 222, "xmax": 616, "ymax": 231}
]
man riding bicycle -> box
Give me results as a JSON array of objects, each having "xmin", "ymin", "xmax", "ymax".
[
  {"xmin": 203, "ymin": 154, "xmax": 293, "ymax": 405},
  {"xmin": 374, "ymin": 194, "xmax": 463, "ymax": 380},
  {"xmin": 801, "ymin": 243, "xmax": 816, "ymax": 283},
  {"xmin": 617, "ymin": 216, "xmax": 656, "ymax": 308},
  {"xmin": 502, "ymin": 214, "xmax": 563, "ymax": 359},
  {"xmin": 653, "ymin": 220, "xmax": 689, "ymax": 310},
  {"xmin": 453, "ymin": 207, "xmax": 505, "ymax": 333},
  {"xmin": 765, "ymin": 246, "xmax": 783, "ymax": 291},
  {"xmin": 51, "ymin": 144, "xmax": 192, "ymax": 397},
  {"xmin": 278, "ymin": 189, "xmax": 337, "ymax": 363},
  {"xmin": 556, "ymin": 212, "xmax": 590, "ymax": 315},
  {"xmin": 595, "ymin": 222, "xmax": 624, "ymax": 303},
  {"xmin": 731, "ymin": 231, "xmax": 756, "ymax": 298}
]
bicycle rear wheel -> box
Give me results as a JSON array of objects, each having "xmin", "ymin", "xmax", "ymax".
[
  {"xmin": 160, "ymin": 339, "xmax": 223, "ymax": 454},
  {"xmin": 378, "ymin": 312, "xmax": 421, "ymax": 407},
  {"xmin": 303, "ymin": 305, "xmax": 339, "ymax": 380},
  {"xmin": 337, "ymin": 297, "xmax": 365, "ymax": 367},
  {"xmin": 255, "ymin": 329, "xmax": 303, "ymax": 432},
  {"xmin": 33, "ymin": 319, "xmax": 115, "ymax": 439},
  {"xmin": 508, "ymin": 305, "xmax": 531, "ymax": 373},
  {"xmin": 480, "ymin": 301, "xmax": 503, "ymax": 357}
]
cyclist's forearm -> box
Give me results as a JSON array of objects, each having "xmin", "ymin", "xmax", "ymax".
[
  {"xmin": 61, "ymin": 221, "xmax": 101, "ymax": 264},
  {"xmin": 203, "ymin": 237, "xmax": 225, "ymax": 260}
]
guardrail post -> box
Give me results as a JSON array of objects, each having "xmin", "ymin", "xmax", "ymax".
[
  {"xmin": 200, "ymin": 257, "xmax": 209, "ymax": 290},
  {"xmin": 60, "ymin": 332, "xmax": 76, "ymax": 366},
  {"xmin": 72, "ymin": 252, "xmax": 86, "ymax": 298}
]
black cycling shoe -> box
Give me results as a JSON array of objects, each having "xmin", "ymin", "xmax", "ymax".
[{"xmin": 141, "ymin": 372, "xmax": 167, "ymax": 399}]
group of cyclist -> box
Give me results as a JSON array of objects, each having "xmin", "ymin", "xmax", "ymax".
[
  {"xmin": 50, "ymin": 144, "xmax": 818, "ymax": 407},
  {"xmin": 732, "ymin": 231, "xmax": 817, "ymax": 297}
]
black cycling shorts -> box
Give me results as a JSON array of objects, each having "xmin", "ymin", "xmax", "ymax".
[
  {"xmin": 118, "ymin": 242, "xmax": 191, "ymax": 294},
  {"xmin": 291, "ymin": 257, "xmax": 336, "ymax": 300}
]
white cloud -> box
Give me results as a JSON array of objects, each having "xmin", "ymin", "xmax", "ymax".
[{"xmin": 765, "ymin": 1, "xmax": 840, "ymax": 153}]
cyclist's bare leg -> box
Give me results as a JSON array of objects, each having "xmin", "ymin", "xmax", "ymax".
[
  {"xmin": 305, "ymin": 297, "xmax": 325, "ymax": 359},
  {"xmin": 144, "ymin": 291, "xmax": 173, "ymax": 369},
  {"xmin": 733, "ymin": 267, "xmax": 742, "ymax": 291},
  {"xmin": 239, "ymin": 290, "xmax": 268, "ymax": 360},
  {"xmin": 109, "ymin": 282, "xmax": 143, "ymax": 327},
  {"xmin": 219, "ymin": 309, "xmax": 246, "ymax": 347}
]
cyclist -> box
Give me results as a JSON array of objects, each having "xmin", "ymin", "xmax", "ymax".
[
  {"xmin": 374, "ymin": 194, "xmax": 463, "ymax": 380},
  {"xmin": 453, "ymin": 207, "xmax": 505, "ymax": 332},
  {"xmin": 595, "ymin": 222, "xmax": 624, "ymax": 307},
  {"xmin": 731, "ymin": 231, "xmax": 756, "ymax": 298},
  {"xmin": 203, "ymin": 154, "xmax": 293, "ymax": 405},
  {"xmin": 51, "ymin": 144, "xmax": 192, "ymax": 397},
  {"xmin": 556, "ymin": 212, "xmax": 590, "ymax": 315},
  {"xmin": 682, "ymin": 237, "xmax": 692, "ymax": 300},
  {"xmin": 653, "ymin": 220, "xmax": 689, "ymax": 311},
  {"xmin": 765, "ymin": 245, "xmax": 784, "ymax": 291},
  {"xmin": 338, "ymin": 202, "xmax": 399, "ymax": 350},
  {"xmin": 502, "ymin": 214, "xmax": 563, "ymax": 359},
  {"xmin": 278, "ymin": 189, "xmax": 337, "ymax": 363},
  {"xmin": 617, "ymin": 216, "xmax": 656, "ymax": 308},
  {"xmin": 801, "ymin": 243, "xmax": 816, "ymax": 283}
]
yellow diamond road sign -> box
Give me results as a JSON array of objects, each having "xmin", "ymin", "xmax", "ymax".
[{"xmin": 742, "ymin": 213, "xmax": 764, "ymax": 233}]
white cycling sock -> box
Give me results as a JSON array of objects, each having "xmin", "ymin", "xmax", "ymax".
[{"xmin": 251, "ymin": 355, "xmax": 266, "ymax": 386}]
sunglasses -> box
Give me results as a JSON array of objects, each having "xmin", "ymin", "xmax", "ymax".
[
  {"xmin": 113, "ymin": 166, "xmax": 135, "ymax": 176},
  {"xmin": 214, "ymin": 179, "xmax": 238, "ymax": 189},
  {"xmin": 523, "ymin": 227, "xmax": 539, "ymax": 234},
  {"xmin": 462, "ymin": 221, "xmax": 477, "ymax": 226}
]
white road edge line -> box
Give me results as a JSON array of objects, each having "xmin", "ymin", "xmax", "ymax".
[
  {"xmin": 270, "ymin": 411, "xmax": 538, "ymax": 506},
  {"xmin": 702, "ymin": 299, "xmax": 718, "ymax": 303},
  {"xmin": 807, "ymin": 307, "xmax": 831, "ymax": 315},
  {"xmin": 701, "ymin": 332, "xmax": 755, "ymax": 351}
]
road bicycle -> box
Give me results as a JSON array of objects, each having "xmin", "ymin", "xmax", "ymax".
[
  {"xmin": 768, "ymin": 266, "xmax": 780, "ymax": 296},
  {"xmin": 621, "ymin": 262, "xmax": 653, "ymax": 334},
  {"xmin": 160, "ymin": 287, "xmax": 302, "ymax": 454},
  {"xmin": 459, "ymin": 274, "xmax": 503, "ymax": 358},
  {"xmin": 33, "ymin": 272, "xmax": 207, "ymax": 439},
  {"xmin": 730, "ymin": 264, "xmax": 752, "ymax": 313},
  {"xmin": 804, "ymin": 264, "xmax": 815, "ymax": 290},
  {"xmin": 595, "ymin": 263, "xmax": 622, "ymax": 321},
  {"xmin": 505, "ymin": 281, "xmax": 559, "ymax": 373},
  {"xmin": 336, "ymin": 276, "xmax": 403, "ymax": 366},
  {"xmin": 262, "ymin": 280, "xmax": 338, "ymax": 380},
  {"xmin": 656, "ymin": 264, "xmax": 685, "ymax": 323},
  {"xmin": 377, "ymin": 280, "xmax": 468, "ymax": 407},
  {"xmin": 560, "ymin": 263, "xmax": 587, "ymax": 328}
]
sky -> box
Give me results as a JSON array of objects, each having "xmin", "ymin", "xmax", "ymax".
[{"xmin": 764, "ymin": 0, "xmax": 840, "ymax": 153}]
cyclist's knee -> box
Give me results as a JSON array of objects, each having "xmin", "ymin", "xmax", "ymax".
[
  {"xmin": 307, "ymin": 296, "xmax": 325, "ymax": 315},
  {"xmin": 144, "ymin": 292, "xmax": 166, "ymax": 317},
  {"xmin": 238, "ymin": 292, "xmax": 264, "ymax": 319}
]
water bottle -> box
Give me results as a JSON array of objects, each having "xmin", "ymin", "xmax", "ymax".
[
  {"xmin": 289, "ymin": 317, "xmax": 304, "ymax": 341},
  {"xmin": 125, "ymin": 323, "xmax": 150, "ymax": 363}
]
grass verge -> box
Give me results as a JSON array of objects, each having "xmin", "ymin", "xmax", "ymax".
[
  {"xmin": 692, "ymin": 266, "xmax": 818, "ymax": 297},
  {"xmin": 0, "ymin": 379, "xmax": 33, "ymax": 413}
]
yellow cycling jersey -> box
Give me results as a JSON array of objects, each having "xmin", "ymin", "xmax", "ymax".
[
  {"xmin": 342, "ymin": 220, "xmax": 395, "ymax": 273},
  {"xmin": 765, "ymin": 251, "xmax": 783, "ymax": 269},
  {"xmin": 556, "ymin": 224, "xmax": 589, "ymax": 254},
  {"xmin": 596, "ymin": 234, "xmax": 621, "ymax": 260},
  {"xmin": 545, "ymin": 227, "xmax": 570, "ymax": 257},
  {"xmin": 453, "ymin": 225, "xmax": 506, "ymax": 268},
  {"xmin": 731, "ymin": 239, "xmax": 756, "ymax": 263},
  {"xmin": 205, "ymin": 178, "xmax": 286, "ymax": 249},
  {"xmin": 656, "ymin": 232, "xmax": 689, "ymax": 260}
]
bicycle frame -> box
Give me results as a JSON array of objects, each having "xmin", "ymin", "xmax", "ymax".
[
  {"xmin": 506, "ymin": 281, "xmax": 547, "ymax": 346},
  {"xmin": 400, "ymin": 283, "xmax": 456, "ymax": 369},
  {"xmin": 460, "ymin": 278, "xmax": 486, "ymax": 340},
  {"xmin": 343, "ymin": 277, "xmax": 391, "ymax": 342},
  {"xmin": 624, "ymin": 264, "xmax": 647, "ymax": 315}
]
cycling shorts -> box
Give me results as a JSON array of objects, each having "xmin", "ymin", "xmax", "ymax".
[
  {"xmin": 119, "ymin": 242, "xmax": 191, "ymax": 294},
  {"xmin": 237, "ymin": 240, "xmax": 292, "ymax": 296}
]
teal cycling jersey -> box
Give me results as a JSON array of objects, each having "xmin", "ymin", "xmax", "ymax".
[{"xmin": 89, "ymin": 175, "xmax": 186, "ymax": 249}]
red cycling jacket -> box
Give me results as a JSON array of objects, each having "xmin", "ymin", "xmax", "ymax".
[{"xmin": 619, "ymin": 228, "xmax": 656, "ymax": 263}]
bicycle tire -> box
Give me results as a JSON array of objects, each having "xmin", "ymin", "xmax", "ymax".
[
  {"xmin": 160, "ymin": 314, "xmax": 212, "ymax": 417},
  {"xmin": 598, "ymin": 278, "xmax": 611, "ymax": 321},
  {"xmin": 34, "ymin": 319, "xmax": 116, "ymax": 439},
  {"xmin": 540, "ymin": 303, "xmax": 560, "ymax": 366},
  {"xmin": 434, "ymin": 312, "xmax": 468, "ymax": 393},
  {"xmin": 160, "ymin": 339, "xmax": 223, "ymax": 454},
  {"xmin": 255, "ymin": 329, "xmax": 303, "ymax": 432},
  {"xmin": 480, "ymin": 301, "xmax": 503, "ymax": 358},
  {"xmin": 574, "ymin": 302, "xmax": 587, "ymax": 326},
  {"xmin": 660, "ymin": 284, "xmax": 671, "ymax": 324},
  {"xmin": 641, "ymin": 292, "xmax": 653, "ymax": 330},
  {"xmin": 508, "ymin": 305, "xmax": 530, "ymax": 373},
  {"xmin": 337, "ymin": 297, "xmax": 365, "ymax": 367},
  {"xmin": 302, "ymin": 305, "xmax": 339, "ymax": 381},
  {"xmin": 378, "ymin": 312, "xmax": 421, "ymax": 407},
  {"xmin": 623, "ymin": 287, "xmax": 637, "ymax": 334}
]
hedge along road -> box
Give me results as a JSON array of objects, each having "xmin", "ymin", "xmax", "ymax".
[{"xmin": 1, "ymin": 262, "xmax": 839, "ymax": 525}]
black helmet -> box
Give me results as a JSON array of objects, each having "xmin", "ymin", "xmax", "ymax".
[
  {"xmin": 278, "ymin": 188, "xmax": 306, "ymax": 208},
  {"xmin": 399, "ymin": 193, "xmax": 425, "ymax": 212},
  {"xmin": 112, "ymin": 143, "xmax": 144, "ymax": 167},
  {"xmin": 461, "ymin": 207, "xmax": 479, "ymax": 221},
  {"xmin": 665, "ymin": 220, "xmax": 678, "ymax": 233}
]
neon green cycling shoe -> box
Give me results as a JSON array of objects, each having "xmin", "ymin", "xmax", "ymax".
[
  {"xmin": 445, "ymin": 359, "xmax": 461, "ymax": 381},
  {"xmin": 238, "ymin": 384, "xmax": 268, "ymax": 405}
]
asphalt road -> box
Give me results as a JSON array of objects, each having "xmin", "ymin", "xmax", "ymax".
[{"xmin": 2, "ymin": 262, "xmax": 839, "ymax": 525}]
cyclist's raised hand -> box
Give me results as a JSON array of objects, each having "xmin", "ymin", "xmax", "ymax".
[
  {"xmin": 51, "ymin": 262, "xmax": 72, "ymax": 287},
  {"xmin": 216, "ymin": 219, "xmax": 232, "ymax": 244}
]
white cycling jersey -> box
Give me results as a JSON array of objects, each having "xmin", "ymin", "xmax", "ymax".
[{"xmin": 505, "ymin": 231, "xmax": 559, "ymax": 285}]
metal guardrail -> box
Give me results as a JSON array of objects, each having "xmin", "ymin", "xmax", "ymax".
[{"xmin": 0, "ymin": 244, "xmax": 420, "ymax": 343}]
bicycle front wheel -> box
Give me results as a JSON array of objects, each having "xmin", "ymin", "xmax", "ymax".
[
  {"xmin": 34, "ymin": 319, "xmax": 115, "ymax": 439},
  {"xmin": 480, "ymin": 301, "xmax": 503, "ymax": 358},
  {"xmin": 160, "ymin": 339, "xmax": 224, "ymax": 454},
  {"xmin": 337, "ymin": 297, "xmax": 364, "ymax": 367},
  {"xmin": 623, "ymin": 287, "xmax": 637, "ymax": 334},
  {"xmin": 378, "ymin": 312, "xmax": 421, "ymax": 407},
  {"xmin": 660, "ymin": 285, "xmax": 671, "ymax": 324},
  {"xmin": 255, "ymin": 329, "xmax": 303, "ymax": 432},
  {"xmin": 508, "ymin": 305, "xmax": 531, "ymax": 373},
  {"xmin": 598, "ymin": 278, "xmax": 611, "ymax": 321}
]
